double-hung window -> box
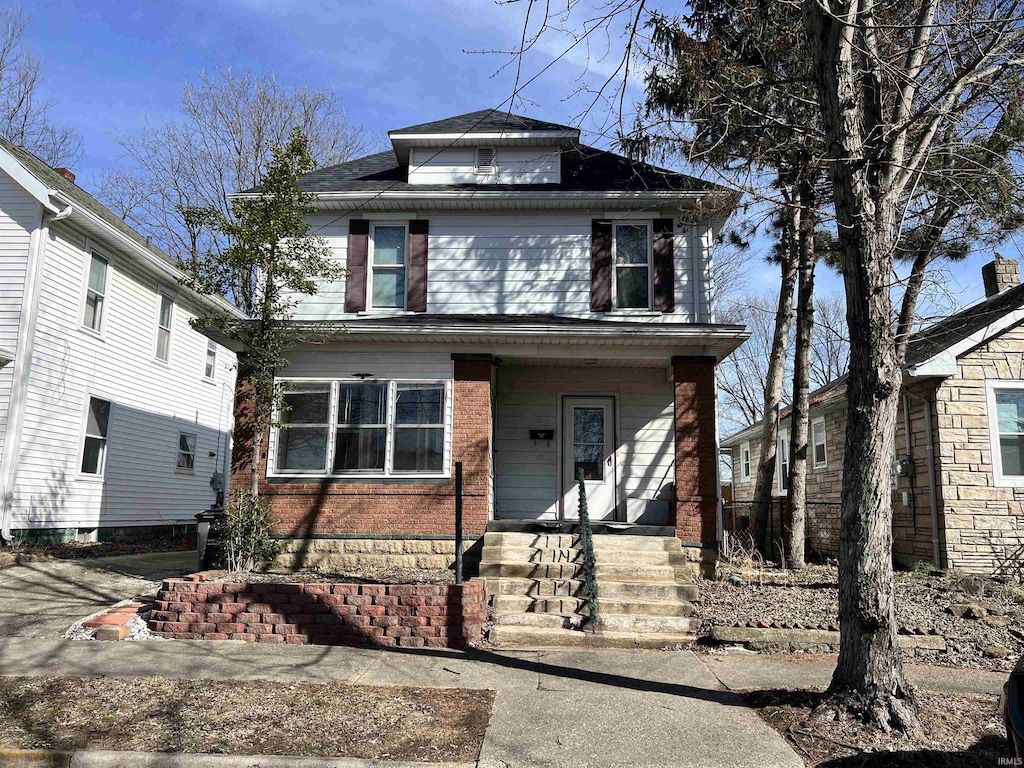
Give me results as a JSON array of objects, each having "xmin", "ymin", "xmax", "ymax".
[
  {"xmin": 83, "ymin": 253, "xmax": 108, "ymax": 332},
  {"xmin": 613, "ymin": 222, "xmax": 652, "ymax": 309},
  {"xmin": 990, "ymin": 384, "xmax": 1024, "ymax": 485},
  {"xmin": 80, "ymin": 396, "xmax": 110, "ymax": 476},
  {"xmin": 740, "ymin": 442, "xmax": 751, "ymax": 481},
  {"xmin": 155, "ymin": 292, "xmax": 174, "ymax": 362},
  {"xmin": 177, "ymin": 433, "xmax": 197, "ymax": 472},
  {"xmin": 273, "ymin": 380, "xmax": 448, "ymax": 477},
  {"xmin": 369, "ymin": 224, "xmax": 407, "ymax": 310},
  {"xmin": 812, "ymin": 417, "xmax": 827, "ymax": 468},
  {"xmin": 204, "ymin": 340, "xmax": 217, "ymax": 380},
  {"xmin": 777, "ymin": 433, "xmax": 790, "ymax": 493}
]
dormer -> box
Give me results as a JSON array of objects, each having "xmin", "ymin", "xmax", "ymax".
[{"xmin": 388, "ymin": 109, "xmax": 580, "ymax": 186}]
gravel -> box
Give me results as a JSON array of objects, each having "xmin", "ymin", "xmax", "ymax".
[{"xmin": 697, "ymin": 564, "xmax": 1024, "ymax": 671}]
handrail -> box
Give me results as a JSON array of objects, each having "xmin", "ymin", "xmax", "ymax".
[{"xmin": 576, "ymin": 467, "xmax": 599, "ymax": 631}]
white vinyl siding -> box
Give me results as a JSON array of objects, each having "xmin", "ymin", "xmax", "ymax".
[
  {"xmin": 409, "ymin": 146, "xmax": 560, "ymax": 185},
  {"xmin": 0, "ymin": 169, "xmax": 38, "ymax": 462},
  {"xmin": 6, "ymin": 221, "xmax": 236, "ymax": 531},
  {"xmin": 494, "ymin": 366, "xmax": 674, "ymax": 524}
]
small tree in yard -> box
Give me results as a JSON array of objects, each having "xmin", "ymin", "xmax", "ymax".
[{"xmin": 182, "ymin": 128, "xmax": 343, "ymax": 499}]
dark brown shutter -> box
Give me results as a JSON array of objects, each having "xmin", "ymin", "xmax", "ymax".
[
  {"xmin": 345, "ymin": 219, "xmax": 369, "ymax": 313},
  {"xmin": 591, "ymin": 220, "xmax": 613, "ymax": 312},
  {"xmin": 653, "ymin": 218, "xmax": 675, "ymax": 313},
  {"xmin": 408, "ymin": 219, "xmax": 428, "ymax": 313}
]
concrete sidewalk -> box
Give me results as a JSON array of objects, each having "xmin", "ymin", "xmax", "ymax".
[
  {"xmin": 0, "ymin": 636, "xmax": 803, "ymax": 768},
  {"xmin": 0, "ymin": 552, "xmax": 194, "ymax": 638},
  {"xmin": 703, "ymin": 649, "xmax": 1006, "ymax": 696}
]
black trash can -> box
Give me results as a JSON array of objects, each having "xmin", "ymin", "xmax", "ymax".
[{"xmin": 195, "ymin": 506, "xmax": 225, "ymax": 571}]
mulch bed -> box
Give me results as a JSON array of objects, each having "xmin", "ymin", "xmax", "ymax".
[
  {"xmin": 0, "ymin": 676, "xmax": 493, "ymax": 762},
  {"xmin": 697, "ymin": 565, "xmax": 1024, "ymax": 671},
  {"xmin": 208, "ymin": 566, "xmax": 455, "ymax": 586},
  {"xmin": 747, "ymin": 689, "xmax": 1007, "ymax": 767}
]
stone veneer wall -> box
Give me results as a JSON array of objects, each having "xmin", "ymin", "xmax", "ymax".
[
  {"xmin": 149, "ymin": 571, "xmax": 487, "ymax": 648},
  {"xmin": 272, "ymin": 536, "xmax": 479, "ymax": 571},
  {"xmin": 935, "ymin": 323, "xmax": 1024, "ymax": 572}
]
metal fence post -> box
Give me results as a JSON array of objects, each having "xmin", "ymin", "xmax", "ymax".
[{"xmin": 454, "ymin": 461, "xmax": 464, "ymax": 585}]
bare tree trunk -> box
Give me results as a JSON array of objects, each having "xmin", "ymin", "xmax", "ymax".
[
  {"xmin": 751, "ymin": 210, "xmax": 799, "ymax": 554},
  {"xmin": 802, "ymin": 0, "xmax": 918, "ymax": 730},
  {"xmin": 784, "ymin": 174, "xmax": 816, "ymax": 570}
]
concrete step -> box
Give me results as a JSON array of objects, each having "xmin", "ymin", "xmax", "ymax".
[
  {"xmin": 596, "ymin": 615, "xmax": 700, "ymax": 634},
  {"xmin": 592, "ymin": 549, "xmax": 673, "ymax": 565},
  {"xmin": 594, "ymin": 564, "xmax": 677, "ymax": 581},
  {"xmin": 597, "ymin": 580, "xmax": 698, "ymax": 601},
  {"xmin": 492, "ymin": 611, "xmax": 584, "ymax": 630},
  {"xmin": 480, "ymin": 546, "xmax": 581, "ymax": 565},
  {"xmin": 483, "ymin": 532, "xmax": 578, "ymax": 549},
  {"xmin": 491, "ymin": 577, "xmax": 585, "ymax": 597},
  {"xmin": 493, "ymin": 594, "xmax": 584, "ymax": 615},
  {"xmin": 488, "ymin": 624, "xmax": 696, "ymax": 649},
  {"xmin": 480, "ymin": 562, "xmax": 582, "ymax": 579},
  {"xmin": 591, "ymin": 535, "xmax": 682, "ymax": 552},
  {"xmin": 596, "ymin": 598, "xmax": 693, "ymax": 617}
]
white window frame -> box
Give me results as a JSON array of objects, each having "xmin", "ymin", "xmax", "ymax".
[
  {"xmin": 812, "ymin": 416, "xmax": 827, "ymax": 469},
  {"xmin": 154, "ymin": 288, "xmax": 176, "ymax": 363},
  {"xmin": 176, "ymin": 432, "xmax": 197, "ymax": 474},
  {"xmin": 268, "ymin": 378, "xmax": 452, "ymax": 480},
  {"xmin": 740, "ymin": 442, "xmax": 751, "ymax": 481},
  {"xmin": 366, "ymin": 222, "xmax": 409, "ymax": 312},
  {"xmin": 610, "ymin": 221, "xmax": 654, "ymax": 311},
  {"xmin": 987, "ymin": 380, "xmax": 1024, "ymax": 487},
  {"xmin": 78, "ymin": 393, "xmax": 112, "ymax": 480},
  {"xmin": 203, "ymin": 339, "xmax": 217, "ymax": 381},
  {"xmin": 80, "ymin": 247, "xmax": 112, "ymax": 337},
  {"xmin": 776, "ymin": 430, "xmax": 790, "ymax": 496}
]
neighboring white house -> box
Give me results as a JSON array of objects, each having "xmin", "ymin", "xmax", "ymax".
[{"xmin": 0, "ymin": 137, "xmax": 243, "ymax": 544}]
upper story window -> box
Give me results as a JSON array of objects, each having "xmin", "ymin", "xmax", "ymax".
[
  {"xmin": 812, "ymin": 417, "xmax": 827, "ymax": 468},
  {"xmin": 204, "ymin": 339, "xmax": 217, "ymax": 380},
  {"xmin": 155, "ymin": 292, "xmax": 174, "ymax": 361},
  {"xmin": 80, "ymin": 396, "xmax": 110, "ymax": 476},
  {"xmin": 83, "ymin": 252, "xmax": 109, "ymax": 332},
  {"xmin": 613, "ymin": 223, "xmax": 652, "ymax": 309},
  {"xmin": 475, "ymin": 146, "xmax": 496, "ymax": 175},
  {"xmin": 740, "ymin": 442, "xmax": 751, "ymax": 481},
  {"xmin": 369, "ymin": 224, "xmax": 407, "ymax": 310}
]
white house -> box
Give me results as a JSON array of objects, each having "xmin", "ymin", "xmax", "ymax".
[{"xmin": 0, "ymin": 137, "xmax": 242, "ymax": 544}]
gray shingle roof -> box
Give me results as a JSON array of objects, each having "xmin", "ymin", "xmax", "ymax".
[
  {"xmin": 270, "ymin": 144, "xmax": 715, "ymax": 195},
  {"xmin": 390, "ymin": 109, "xmax": 575, "ymax": 135},
  {"xmin": 0, "ymin": 135, "xmax": 179, "ymax": 269}
]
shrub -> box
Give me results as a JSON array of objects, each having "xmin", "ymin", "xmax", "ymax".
[{"xmin": 216, "ymin": 490, "xmax": 280, "ymax": 572}]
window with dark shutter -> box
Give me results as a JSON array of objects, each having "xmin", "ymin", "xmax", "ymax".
[
  {"xmin": 408, "ymin": 220, "xmax": 428, "ymax": 312},
  {"xmin": 345, "ymin": 220, "xmax": 370, "ymax": 313},
  {"xmin": 653, "ymin": 218, "xmax": 675, "ymax": 312},
  {"xmin": 591, "ymin": 220, "xmax": 612, "ymax": 312}
]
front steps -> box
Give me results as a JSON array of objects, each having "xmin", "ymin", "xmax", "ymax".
[{"xmin": 481, "ymin": 531, "xmax": 699, "ymax": 648}]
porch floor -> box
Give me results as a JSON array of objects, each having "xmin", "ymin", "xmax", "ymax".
[{"xmin": 487, "ymin": 520, "xmax": 676, "ymax": 537}]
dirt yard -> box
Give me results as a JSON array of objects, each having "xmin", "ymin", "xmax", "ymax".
[
  {"xmin": 697, "ymin": 564, "xmax": 1024, "ymax": 671},
  {"xmin": 207, "ymin": 565, "xmax": 455, "ymax": 585},
  {"xmin": 0, "ymin": 676, "xmax": 493, "ymax": 762},
  {"xmin": 747, "ymin": 689, "xmax": 1006, "ymax": 767}
]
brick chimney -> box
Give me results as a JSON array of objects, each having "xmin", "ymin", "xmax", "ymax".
[
  {"xmin": 53, "ymin": 167, "xmax": 75, "ymax": 184},
  {"xmin": 982, "ymin": 257, "xmax": 1020, "ymax": 298}
]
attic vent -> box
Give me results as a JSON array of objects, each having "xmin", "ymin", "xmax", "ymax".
[{"xmin": 475, "ymin": 146, "xmax": 496, "ymax": 175}]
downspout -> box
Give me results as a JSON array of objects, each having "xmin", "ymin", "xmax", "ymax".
[
  {"xmin": 0, "ymin": 202, "xmax": 72, "ymax": 542},
  {"xmin": 904, "ymin": 388, "xmax": 943, "ymax": 568}
]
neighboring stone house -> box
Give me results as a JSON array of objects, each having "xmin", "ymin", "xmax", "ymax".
[{"xmin": 723, "ymin": 258, "xmax": 1024, "ymax": 574}]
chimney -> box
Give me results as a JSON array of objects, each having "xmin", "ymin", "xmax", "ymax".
[
  {"xmin": 983, "ymin": 257, "xmax": 1020, "ymax": 297},
  {"xmin": 54, "ymin": 167, "xmax": 75, "ymax": 184}
]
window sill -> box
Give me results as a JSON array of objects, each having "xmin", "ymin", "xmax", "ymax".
[
  {"xmin": 356, "ymin": 310, "xmax": 415, "ymax": 317},
  {"xmin": 76, "ymin": 473, "xmax": 104, "ymax": 483},
  {"xmin": 267, "ymin": 473, "xmax": 449, "ymax": 483},
  {"xmin": 153, "ymin": 357, "xmax": 171, "ymax": 368},
  {"xmin": 994, "ymin": 477, "xmax": 1024, "ymax": 488},
  {"xmin": 606, "ymin": 310, "xmax": 662, "ymax": 317},
  {"xmin": 78, "ymin": 326, "xmax": 105, "ymax": 342}
]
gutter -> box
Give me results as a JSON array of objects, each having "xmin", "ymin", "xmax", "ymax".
[
  {"xmin": 904, "ymin": 389, "xmax": 944, "ymax": 568},
  {"xmin": 1, "ymin": 203, "xmax": 72, "ymax": 542}
]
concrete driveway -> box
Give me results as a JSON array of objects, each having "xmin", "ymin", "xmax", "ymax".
[{"xmin": 0, "ymin": 551, "xmax": 195, "ymax": 637}]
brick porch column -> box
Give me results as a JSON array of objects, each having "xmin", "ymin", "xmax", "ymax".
[
  {"xmin": 672, "ymin": 356, "xmax": 719, "ymax": 549},
  {"xmin": 452, "ymin": 354, "xmax": 494, "ymax": 536}
]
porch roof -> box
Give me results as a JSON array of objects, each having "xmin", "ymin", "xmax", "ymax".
[{"xmin": 204, "ymin": 314, "xmax": 749, "ymax": 360}]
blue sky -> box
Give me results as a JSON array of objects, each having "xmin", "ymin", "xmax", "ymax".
[{"xmin": 26, "ymin": 0, "xmax": 1016, "ymax": 308}]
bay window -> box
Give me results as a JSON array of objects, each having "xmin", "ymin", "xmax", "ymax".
[{"xmin": 273, "ymin": 379, "xmax": 448, "ymax": 477}]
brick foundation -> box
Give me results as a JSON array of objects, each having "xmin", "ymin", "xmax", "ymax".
[
  {"xmin": 149, "ymin": 571, "xmax": 488, "ymax": 648},
  {"xmin": 673, "ymin": 356, "xmax": 719, "ymax": 549},
  {"xmin": 231, "ymin": 357, "xmax": 492, "ymax": 538}
]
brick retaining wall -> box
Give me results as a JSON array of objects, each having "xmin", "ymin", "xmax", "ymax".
[{"xmin": 148, "ymin": 571, "xmax": 487, "ymax": 649}]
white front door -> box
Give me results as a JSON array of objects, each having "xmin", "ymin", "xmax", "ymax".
[{"xmin": 561, "ymin": 397, "xmax": 616, "ymax": 521}]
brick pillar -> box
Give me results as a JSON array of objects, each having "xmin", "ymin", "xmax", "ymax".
[
  {"xmin": 452, "ymin": 355, "xmax": 494, "ymax": 535},
  {"xmin": 229, "ymin": 356, "xmax": 260, "ymax": 495},
  {"xmin": 672, "ymin": 356, "xmax": 718, "ymax": 548}
]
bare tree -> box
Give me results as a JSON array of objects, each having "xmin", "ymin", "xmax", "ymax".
[
  {"xmin": 0, "ymin": 8, "xmax": 79, "ymax": 167},
  {"xmin": 810, "ymin": 291, "xmax": 849, "ymax": 388},
  {"xmin": 99, "ymin": 68, "xmax": 374, "ymax": 315}
]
